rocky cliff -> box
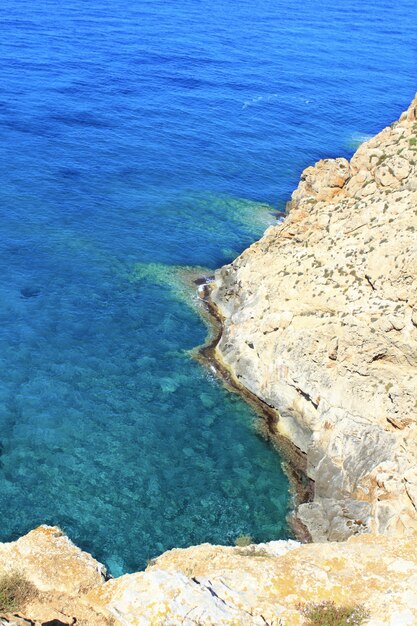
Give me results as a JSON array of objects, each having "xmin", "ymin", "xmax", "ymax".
[
  {"xmin": 2, "ymin": 525, "xmax": 417, "ymax": 625},
  {"xmin": 2, "ymin": 99, "xmax": 417, "ymax": 626},
  {"xmin": 210, "ymin": 94, "xmax": 417, "ymax": 542}
]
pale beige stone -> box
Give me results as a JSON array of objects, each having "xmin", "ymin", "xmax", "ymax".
[
  {"xmin": 5, "ymin": 527, "xmax": 417, "ymax": 625},
  {"xmin": 0, "ymin": 525, "xmax": 106, "ymax": 594},
  {"xmin": 0, "ymin": 526, "xmax": 113, "ymax": 625},
  {"xmin": 210, "ymin": 93, "xmax": 417, "ymax": 542},
  {"xmin": 90, "ymin": 535, "xmax": 417, "ymax": 625},
  {"xmin": 2, "ymin": 96, "xmax": 417, "ymax": 626}
]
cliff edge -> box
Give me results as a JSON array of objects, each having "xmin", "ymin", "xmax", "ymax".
[
  {"xmin": 2, "ymin": 99, "xmax": 417, "ymax": 626},
  {"xmin": 2, "ymin": 526, "xmax": 417, "ymax": 625},
  {"xmin": 210, "ymin": 94, "xmax": 417, "ymax": 542}
]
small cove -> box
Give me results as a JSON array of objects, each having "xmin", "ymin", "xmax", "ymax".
[{"xmin": 0, "ymin": 0, "xmax": 416, "ymax": 575}]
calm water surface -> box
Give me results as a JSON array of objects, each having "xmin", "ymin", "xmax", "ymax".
[{"xmin": 0, "ymin": 0, "xmax": 416, "ymax": 573}]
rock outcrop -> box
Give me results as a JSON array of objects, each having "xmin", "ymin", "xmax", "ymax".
[
  {"xmin": 2, "ymin": 100, "xmax": 417, "ymax": 626},
  {"xmin": 3, "ymin": 526, "xmax": 417, "ymax": 625},
  {"xmin": 0, "ymin": 526, "xmax": 113, "ymax": 625},
  {"xmin": 210, "ymin": 94, "xmax": 417, "ymax": 542}
]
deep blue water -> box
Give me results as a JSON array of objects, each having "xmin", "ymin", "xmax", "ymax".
[{"xmin": 0, "ymin": 0, "xmax": 416, "ymax": 574}]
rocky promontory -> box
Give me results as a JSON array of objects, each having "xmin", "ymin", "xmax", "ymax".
[
  {"xmin": 2, "ymin": 526, "xmax": 417, "ymax": 625},
  {"xmin": 210, "ymin": 94, "xmax": 417, "ymax": 542},
  {"xmin": 1, "ymin": 98, "xmax": 417, "ymax": 626}
]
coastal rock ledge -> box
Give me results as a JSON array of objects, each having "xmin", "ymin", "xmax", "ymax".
[
  {"xmin": 3, "ymin": 98, "xmax": 417, "ymax": 626},
  {"xmin": 211, "ymin": 94, "xmax": 417, "ymax": 542},
  {"xmin": 2, "ymin": 526, "xmax": 417, "ymax": 625}
]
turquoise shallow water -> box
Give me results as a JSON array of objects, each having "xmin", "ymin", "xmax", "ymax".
[{"xmin": 0, "ymin": 0, "xmax": 416, "ymax": 574}]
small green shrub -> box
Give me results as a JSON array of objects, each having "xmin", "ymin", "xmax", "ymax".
[
  {"xmin": 409, "ymin": 137, "xmax": 417, "ymax": 147},
  {"xmin": 0, "ymin": 571, "xmax": 37, "ymax": 612},
  {"xmin": 376, "ymin": 153, "xmax": 388, "ymax": 166},
  {"xmin": 298, "ymin": 600, "xmax": 369, "ymax": 626},
  {"xmin": 236, "ymin": 546, "xmax": 270, "ymax": 558},
  {"xmin": 234, "ymin": 534, "xmax": 253, "ymax": 547}
]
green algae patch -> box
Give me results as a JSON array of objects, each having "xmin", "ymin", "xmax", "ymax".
[
  {"xmin": 130, "ymin": 262, "xmax": 210, "ymax": 307},
  {"xmin": 129, "ymin": 261, "xmax": 219, "ymax": 345},
  {"xmin": 344, "ymin": 133, "xmax": 373, "ymax": 151},
  {"xmin": 182, "ymin": 191, "xmax": 276, "ymax": 236}
]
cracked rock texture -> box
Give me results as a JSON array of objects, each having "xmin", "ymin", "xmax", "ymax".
[
  {"xmin": 4, "ymin": 526, "xmax": 417, "ymax": 625},
  {"xmin": 210, "ymin": 94, "xmax": 417, "ymax": 542}
]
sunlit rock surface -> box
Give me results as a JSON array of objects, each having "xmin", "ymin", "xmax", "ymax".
[
  {"xmin": 210, "ymin": 94, "xmax": 417, "ymax": 542},
  {"xmin": 3, "ymin": 98, "xmax": 417, "ymax": 625},
  {"xmin": 2, "ymin": 527, "xmax": 417, "ymax": 625},
  {"xmin": 0, "ymin": 526, "xmax": 112, "ymax": 625}
]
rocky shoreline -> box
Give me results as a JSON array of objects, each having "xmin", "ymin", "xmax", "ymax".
[
  {"xmin": 1, "ymin": 96, "xmax": 417, "ymax": 625},
  {"xmin": 208, "ymin": 93, "xmax": 417, "ymax": 543},
  {"xmin": 196, "ymin": 282, "xmax": 315, "ymax": 542},
  {"xmin": 2, "ymin": 525, "xmax": 417, "ymax": 625}
]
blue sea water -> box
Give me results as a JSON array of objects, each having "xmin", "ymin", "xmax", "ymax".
[{"xmin": 0, "ymin": 0, "xmax": 416, "ymax": 574}]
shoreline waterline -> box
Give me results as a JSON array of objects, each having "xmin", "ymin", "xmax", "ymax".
[{"xmin": 193, "ymin": 276, "xmax": 314, "ymax": 544}]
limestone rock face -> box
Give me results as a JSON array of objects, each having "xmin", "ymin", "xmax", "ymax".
[
  {"xmin": 0, "ymin": 525, "xmax": 113, "ymax": 625},
  {"xmin": 90, "ymin": 569, "xmax": 265, "ymax": 625},
  {"xmin": 210, "ymin": 94, "xmax": 417, "ymax": 542},
  {"xmin": 141, "ymin": 535, "xmax": 417, "ymax": 626},
  {"xmin": 0, "ymin": 525, "xmax": 106, "ymax": 594},
  {"xmin": 2, "ymin": 525, "xmax": 417, "ymax": 624},
  {"xmin": 31, "ymin": 529, "xmax": 417, "ymax": 626},
  {"xmin": 3, "ymin": 98, "xmax": 417, "ymax": 625}
]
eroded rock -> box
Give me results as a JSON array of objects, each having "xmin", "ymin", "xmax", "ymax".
[{"xmin": 210, "ymin": 93, "xmax": 417, "ymax": 542}]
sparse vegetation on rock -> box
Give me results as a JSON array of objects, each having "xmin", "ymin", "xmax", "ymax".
[
  {"xmin": 0, "ymin": 571, "xmax": 36, "ymax": 612},
  {"xmin": 298, "ymin": 600, "xmax": 370, "ymax": 626},
  {"xmin": 234, "ymin": 534, "xmax": 253, "ymax": 547}
]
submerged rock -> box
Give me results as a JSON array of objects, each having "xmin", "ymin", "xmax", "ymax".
[
  {"xmin": 20, "ymin": 287, "xmax": 41, "ymax": 299},
  {"xmin": 210, "ymin": 93, "xmax": 417, "ymax": 542}
]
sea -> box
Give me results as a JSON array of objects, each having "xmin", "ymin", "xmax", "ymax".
[{"xmin": 0, "ymin": 0, "xmax": 416, "ymax": 575}]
